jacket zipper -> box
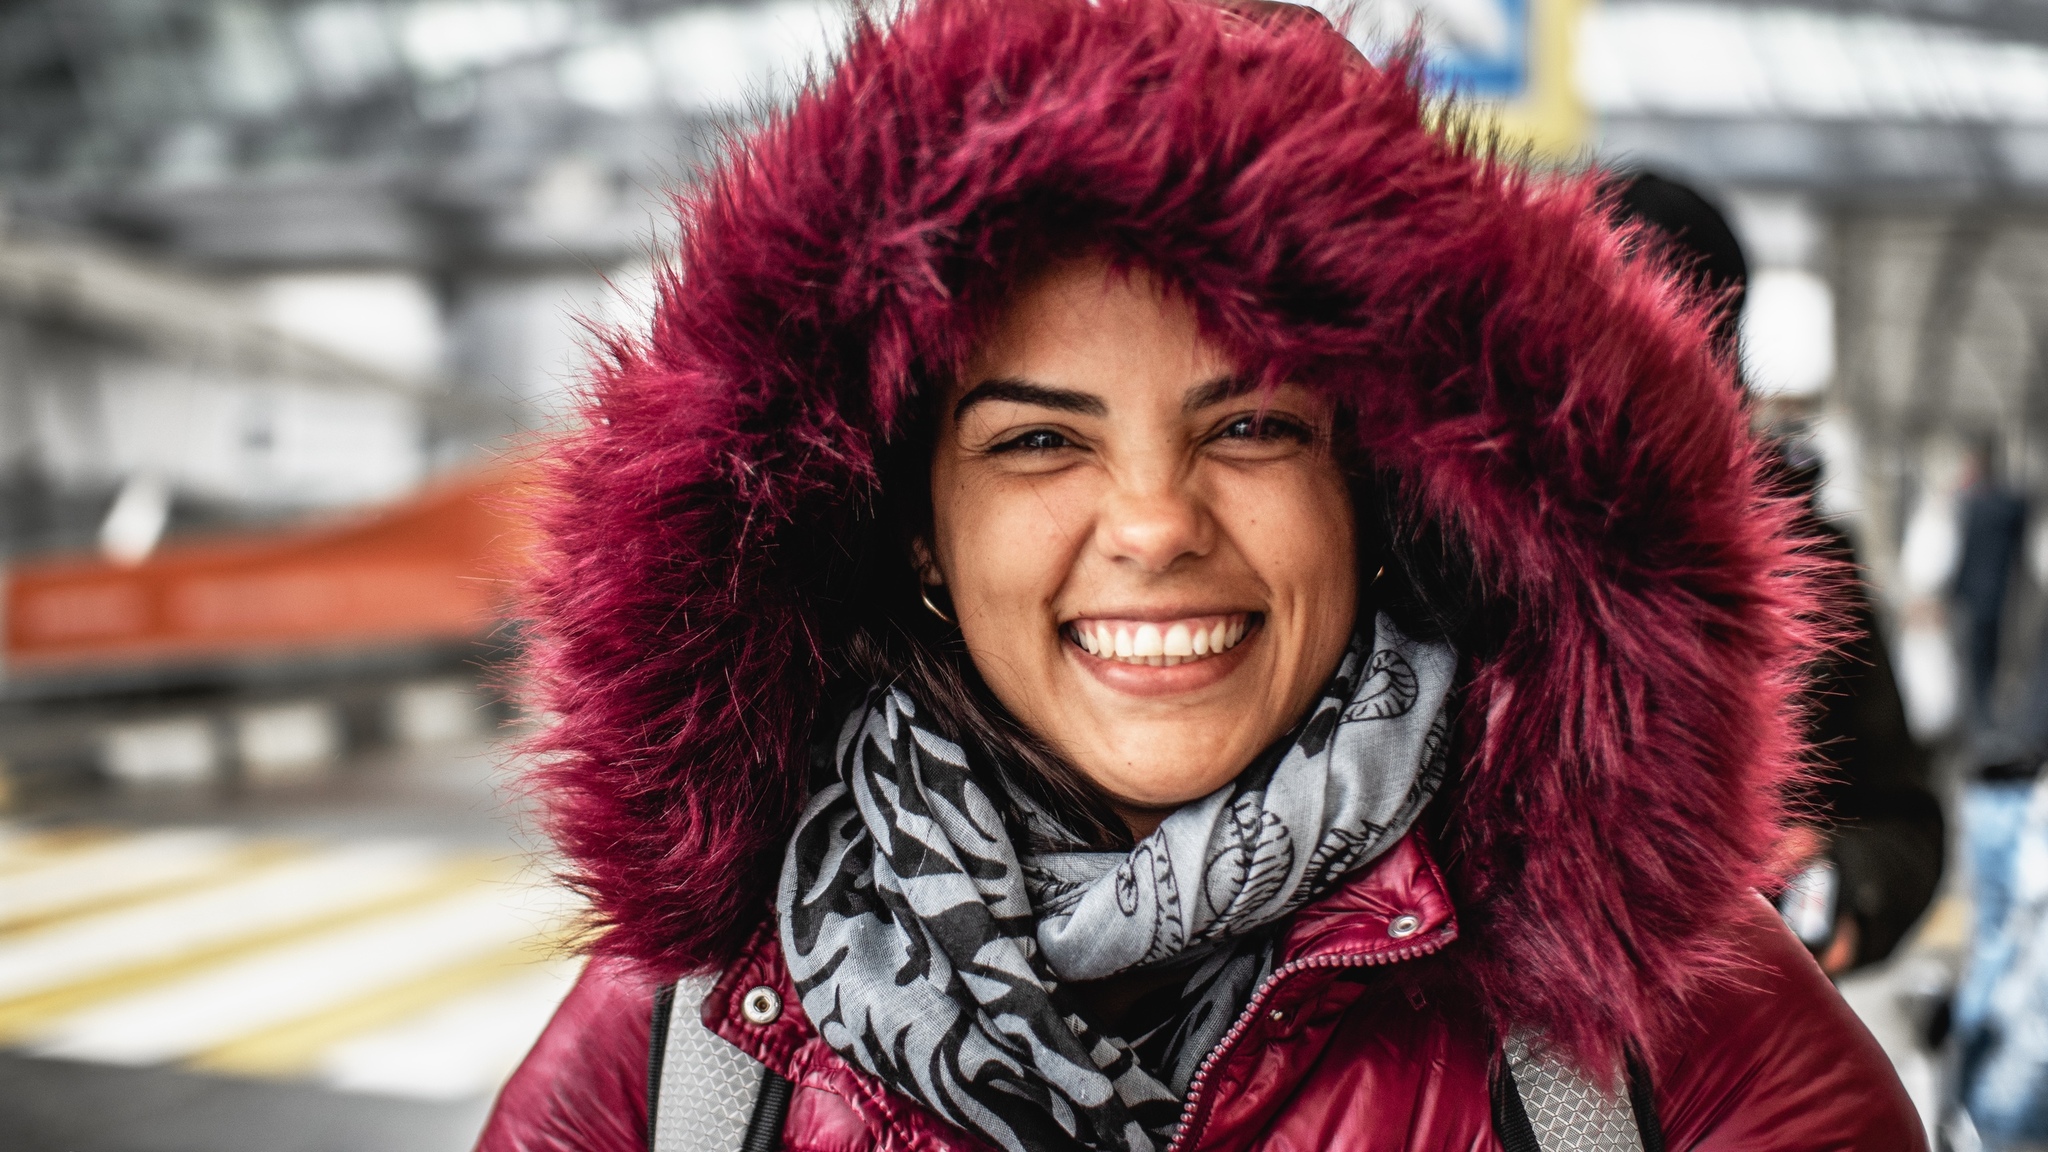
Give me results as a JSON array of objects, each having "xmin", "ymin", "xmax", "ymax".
[{"xmin": 1162, "ymin": 928, "xmax": 1455, "ymax": 1152}]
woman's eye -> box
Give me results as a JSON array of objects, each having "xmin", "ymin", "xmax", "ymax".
[
  {"xmin": 989, "ymin": 428, "xmax": 1074, "ymax": 453},
  {"xmin": 1219, "ymin": 415, "xmax": 1312, "ymax": 443}
]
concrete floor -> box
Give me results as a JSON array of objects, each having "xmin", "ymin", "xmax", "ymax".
[{"xmin": 0, "ymin": 1052, "xmax": 495, "ymax": 1152}]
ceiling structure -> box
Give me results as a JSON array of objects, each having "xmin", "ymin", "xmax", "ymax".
[
  {"xmin": 9, "ymin": 0, "xmax": 2048, "ymax": 268},
  {"xmin": 0, "ymin": 0, "xmax": 844, "ymax": 270},
  {"xmin": 1585, "ymin": 0, "xmax": 2048, "ymax": 195}
]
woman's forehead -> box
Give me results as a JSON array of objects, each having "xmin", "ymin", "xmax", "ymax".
[{"xmin": 958, "ymin": 259, "xmax": 1220, "ymax": 394}]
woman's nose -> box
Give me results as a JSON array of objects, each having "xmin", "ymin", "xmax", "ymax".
[{"xmin": 1096, "ymin": 483, "xmax": 1213, "ymax": 572}]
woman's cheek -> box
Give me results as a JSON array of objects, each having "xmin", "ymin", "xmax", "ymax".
[
  {"xmin": 1219, "ymin": 463, "xmax": 1356, "ymax": 661},
  {"xmin": 948, "ymin": 470, "xmax": 1093, "ymax": 636},
  {"xmin": 1222, "ymin": 463, "xmax": 1352, "ymax": 576}
]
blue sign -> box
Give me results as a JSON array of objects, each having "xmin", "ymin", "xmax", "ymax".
[
  {"xmin": 1422, "ymin": 0, "xmax": 1529, "ymax": 99},
  {"xmin": 1314, "ymin": 0, "xmax": 1531, "ymax": 101}
]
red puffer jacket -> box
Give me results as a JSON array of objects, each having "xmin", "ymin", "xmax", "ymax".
[
  {"xmin": 480, "ymin": 835, "xmax": 1919, "ymax": 1151},
  {"xmin": 487, "ymin": 0, "xmax": 1928, "ymax": 1147}
]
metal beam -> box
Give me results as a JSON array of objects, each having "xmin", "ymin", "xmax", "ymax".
[{"xmin": 1705, "ymin": 0, "xmax": 2048, "ymax": 49}]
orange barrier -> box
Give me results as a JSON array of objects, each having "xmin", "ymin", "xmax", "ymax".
[{"xmin": 3, "ymin": 469, "xmax": 533, "ymax": 677}]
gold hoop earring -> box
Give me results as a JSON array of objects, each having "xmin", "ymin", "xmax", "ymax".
[
  {"xmin": 1371, "ymin": 564, "xmax": 1386, "ymax": 587},
  {"xmin": 920, "ymin": 585, "xmax": 955, "ymax": 625}
]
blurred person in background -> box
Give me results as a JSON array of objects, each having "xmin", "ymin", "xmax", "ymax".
[
  {"xmin": 481, "ymin": 3, "xmax": 1919, "ymax": 1150},
  {"xmin": 1949, "ymin": 435, "xmax": 2048, "ymax": 1144},
  {"xmin": 1608, "ymin": 171, "xmax": 1945, "ymax": 977},
  {"xmin": 1955, "ymin": 442, "xmax": 2028, "ymax": 742}
]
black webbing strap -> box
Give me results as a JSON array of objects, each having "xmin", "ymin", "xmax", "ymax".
[
  {"xmin": 646, "ymin": 981, "xmax": 678, "ymax": 1149},
  {"xmin": 1491, "ymin": 1053, "xmax": 1542, "ymax": 1152},
  {"xmin": 1626, "ymin": 1051, "xmax": 1666, "ymax": 1152},
  {"xmin": 741, "ymin": 1073, "xmax": 794, "ymax": 1152}
]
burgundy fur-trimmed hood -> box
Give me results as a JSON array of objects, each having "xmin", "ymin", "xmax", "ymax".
[{"xmin": 526, "ymin": 0, "xmax": 1823, "ymax": 1067}]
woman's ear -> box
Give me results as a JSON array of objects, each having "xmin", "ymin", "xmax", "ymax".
[
  {"xmin": 910, "ymin": 536, "xmax": 944, "ymax": 587},
  {"xmin": 909, "ymin": 536, "xmax": 957, "ymax": 625}
]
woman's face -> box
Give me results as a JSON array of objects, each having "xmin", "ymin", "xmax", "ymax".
[{"xmin": 927, "ymin": 257, "xmax": 1357, "ymax": 835}]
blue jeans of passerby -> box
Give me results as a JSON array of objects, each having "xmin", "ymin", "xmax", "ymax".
[{"xmin": 1959, "ymin": 779, "xmax": 2048, "ymax": 1142}]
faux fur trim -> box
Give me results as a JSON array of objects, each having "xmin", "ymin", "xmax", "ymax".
[{"xmin": 523, "ymin": 0, "xmax": 1827, "ymax": 1068}]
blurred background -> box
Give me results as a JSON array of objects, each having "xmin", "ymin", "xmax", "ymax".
[{"xmin": 0, "ymin": 0, "xmax": 2039, "ymax": 1148}]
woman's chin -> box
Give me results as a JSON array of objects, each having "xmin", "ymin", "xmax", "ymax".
[{"xmin": 1067, "ymin": 624, "xmax": 1258, "ymax": 698}]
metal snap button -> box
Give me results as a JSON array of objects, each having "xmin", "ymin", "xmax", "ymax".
[
  {"xmin": 741, "ymin": 986, "xmax": 782, "ymax": 1025},
  {"xmin": 1268, "ymin": 1008, "xmax": 1286, "ymax": 1022},
  {"xmin": 1387, "ymin": 913, "xmax": 1422, "ymax": 939}
]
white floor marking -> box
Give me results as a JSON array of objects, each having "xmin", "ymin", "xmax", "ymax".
[
  {"xmin": 0, "ymin": 841, "xmax": 451, "ymax": 1002},
  {"xmin": 318, "ymin": 958, "xmax": 584, "ymax": 1101},
  {"xmin": 0, "ymin": 828, "xmax": 246, "ymax": 926},
  {"xmin": 23, "ymin": 883, "xmax": 578, "ymax": 1065}
]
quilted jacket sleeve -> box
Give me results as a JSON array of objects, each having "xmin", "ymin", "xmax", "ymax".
[
  {"xmin": 1655, "ymin": 895, "xmax": 1927, "ymax": 1151},
  {"xmin": 474, "ymin": 956, "xmax": 655, "ymax": 1152}
]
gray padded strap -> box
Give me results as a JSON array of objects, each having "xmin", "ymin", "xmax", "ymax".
[
  {"xmin": 1505, "ymin": 1032, "xmax": 1646, "ymax": 1151},
  {"xmin": 651, "ymin": 974, "xmax": 767, "ymax": 1152}
]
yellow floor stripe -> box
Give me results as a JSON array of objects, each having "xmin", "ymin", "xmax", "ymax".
[
  {"xmin": 1910, "ymin": 891, "xmax": 1970, "ymax": 953},
  {"xmin": 0, "ymin": 827, "xmax": 125, "ymax": 876},
  {"xmin": 0, "ymin": 856, "xmax": 517, "ymax": 1041},
  {"xmin": 189, "ymin": 933, "xmax": 576, "ymax": 1078},
  {"xmin": 0, "ymin": 840, "xmax": 306, "ymax": 937}
]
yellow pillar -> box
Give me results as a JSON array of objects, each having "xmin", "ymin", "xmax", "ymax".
[{"xmin": 1474, "ymin": 0, "xmax": 1591, "ymax": 161}]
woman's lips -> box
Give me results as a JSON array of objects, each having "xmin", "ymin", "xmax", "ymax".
[
  {"xmin": 1061, "ymin": 613, "xmax": 1260, "ymax": 697},
  {"xmin": 1063, "ymin": 613, "xmax": 1252, "ymax": 667}
]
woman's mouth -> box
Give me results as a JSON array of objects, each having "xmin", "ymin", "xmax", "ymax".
[{"xmin": 1063, "ymin": 613, "xmax": 1255, "ymax": 667}]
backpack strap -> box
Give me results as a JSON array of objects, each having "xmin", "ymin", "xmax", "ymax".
[
  {"xmin": 1491, "ymin": 1032, "xmax": 1664, "ymax": 1152},
  {"xmin": 646, "ymin": 976, "xmax": 792, "ymax": 1152},
  {"xmin": 647, "ymin": 984, "xmax": 1661, "ymax": 1152}
]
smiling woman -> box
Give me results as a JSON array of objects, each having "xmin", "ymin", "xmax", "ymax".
[
  {"xmin": 928, "ymin": 258, "xmax": 1357, "ymax": 829},
  {"xmin": 478, "ymin": 1, "xmax": 1925, "ymax": 1150}
]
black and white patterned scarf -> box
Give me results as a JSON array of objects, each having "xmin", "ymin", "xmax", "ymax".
[{"xmin": 777, "ymin": 614, "xmax": 1456, "ymax": 1152}]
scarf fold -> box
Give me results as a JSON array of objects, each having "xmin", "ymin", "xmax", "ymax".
[{"xmin": 777, "ymin": 613, "xmax": 1456, "ymax": 1152}]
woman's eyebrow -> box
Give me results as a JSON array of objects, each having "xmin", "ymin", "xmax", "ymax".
[
  {"xmin": 1180, "ymin": 374, "xmax": 1260, "ymax": 413},
  {"xmin": 953, "ymin": 378, "xmax": 1107, "ymax": 423}
]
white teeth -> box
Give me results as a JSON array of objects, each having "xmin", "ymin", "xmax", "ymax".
[
  {"xmin": 1071, "ymin": 615, "xmax": 1253, "ymax": 666},
  {"xmin": 1134, "ymin": 624, "xmax": 1163, "ymax": 657}
]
